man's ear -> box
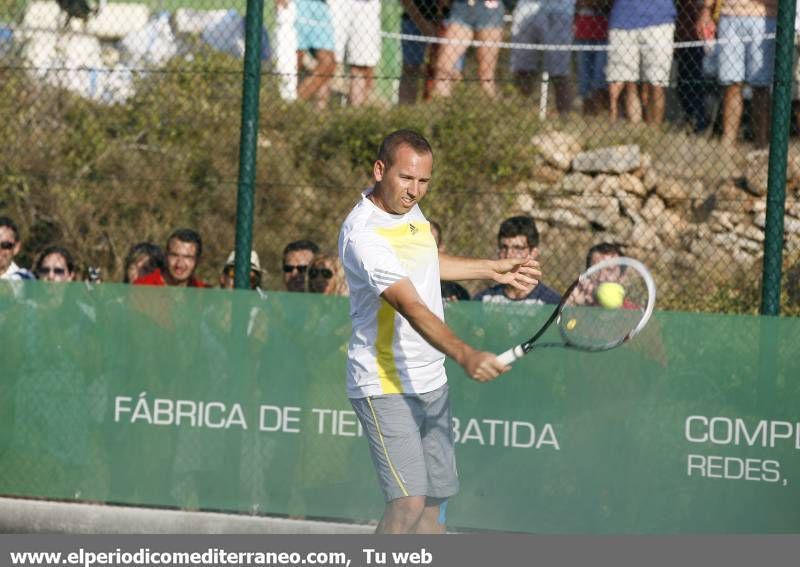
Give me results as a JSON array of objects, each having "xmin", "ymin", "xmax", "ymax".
[{"xmin": 373, "ymin": 159, "xmax": 385, "ymax": 182}]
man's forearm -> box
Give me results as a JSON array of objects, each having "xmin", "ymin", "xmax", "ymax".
[{"xmin": 439, "ymin": 253, "xmax": 495, "ymax": 281}]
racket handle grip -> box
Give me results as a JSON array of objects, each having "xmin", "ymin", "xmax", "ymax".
[{"xmin": 497, "ymin": 346, "xmax": 524, "ymax": 366}]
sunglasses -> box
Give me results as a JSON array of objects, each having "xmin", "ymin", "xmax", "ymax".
[
  {"xmin": 283, "ymin": 264, "xmax": 308, "ymax": 274},
  {"xmin": 309, "ymin": 267, "xmax": 333, "ymax": 280},
  {"xmin": 0, "ymin": 241, "xmax": 16, "ymax": 250},
  {"xmin": 37, "ymin": 266, "xmax": 67, "ymax": 277}
]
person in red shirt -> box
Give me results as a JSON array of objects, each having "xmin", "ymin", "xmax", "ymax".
[{"xmin": 134, "ymin": 228, "xmax": 209, "ymax": 288}]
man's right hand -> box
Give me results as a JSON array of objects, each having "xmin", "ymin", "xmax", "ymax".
[{"xmin": 460, "ymin": 349, "xmax": 509, "ymax": 382}]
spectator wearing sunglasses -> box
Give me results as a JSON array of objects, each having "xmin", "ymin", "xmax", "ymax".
[
  {"xmin": 282, "ymin": 239, "xmax": 319, "ymax": 292},
  {"xmin": 134, "ymin": 228, "xmax": 209, "ymax": 288},
  {"xmin": 0, "ymin": 216, "xmax": 34, "ymax": 281},
  {"xmin": 34, "ymin": 245, "xmax": 76, "ymax": 282},
  {"xmin": 220, "ymin": 249, "xmax": 263, "ymax": 290},
  {"xmin": 307, "ymin": 254, "xmax": 348, "ymax": 296}
]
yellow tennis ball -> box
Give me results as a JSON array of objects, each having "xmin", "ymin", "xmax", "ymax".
[{"xmin": 596, "ymin": 282, "xmax": 625, "ymax": 309}]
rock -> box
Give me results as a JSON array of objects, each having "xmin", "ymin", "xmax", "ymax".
[
  {"xmin": 734, "ymin": 221, "xmax": 764, "ymax": 243},
  {"xmin": 558, "ymin": 172, "xmax": 592, "ymax": 194},
  {"xmin": 658, "ymin": 210, "xmax": 688, "ymax": 245},
  {"xmin": 515, "ymin": 193, "xmax": 536, "ymax": 214},
  {"xmin": 744, "ymin": 149, "xmax": 769, "ymax": 196},
  {"xmin": 629, "ymin": 222, "xmax": 663, "ymax": 250},
  {"xmin": 709, "ymin": 211, "xmax": 735, "ymax": 232},
  {"xmin": 549, "ymin": 209, "xmax": 587, "ymax": 228},
  {"xmin": 632, "ymin": 152, "xmax": 652, "ymax": 179},
  {"xmin": 532, "ymin": 162, "xmax": 564, "ymax": 184},
  {"xmin": 641, "ymin": 194, "xmax": 666, "ymax": 222},
  {"xmin": 531, "ymin": 131, "xmax": 582, "ymax": 171},
  {"xmin": 618, "ymin": 173, "xmax": 648, "ymax": 196},
  {"xmin": 572, "ymin": 145, "xmax": 641, "ymax": 174}
]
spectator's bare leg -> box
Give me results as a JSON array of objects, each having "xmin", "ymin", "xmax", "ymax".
[
  {"xmin": 298, "ymin": 49, "xmax": 336, "ymax": 109},
  {"xmin": 644, "ymin": 84, "xmax": 665, "ymax": 125},
  {"xmin": 400, "ymin": 64, "xmax": 423, "ymax": 104},
  {"xmin": 475, "ymin": 27, "xmax": 503, "ymax": 98},
  {"xmin": 624, "ymin": 82, "xmax": 642, "ymax": 124},
  {"xmin": 752, "ymin": 86, "xmax": 771, "ymax": 148},
  {"xmin": 609, "ymin": 82, "xmax": 623, "ymax": 121},
  {"xmin": 722, "ymin": 83, "xmax": 743, "ymax": 145},
  {"xmin": 433, "ymin": 24, "xmax": 471, "ymax": 97},
  {"xmin": 349, "ymin": 65, "xmax": 374, "ymax": 106}
]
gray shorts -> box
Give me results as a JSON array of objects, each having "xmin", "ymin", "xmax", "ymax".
[{"xmin": 350, "ymin": 384, "xmax": 459, "ymax": 502}]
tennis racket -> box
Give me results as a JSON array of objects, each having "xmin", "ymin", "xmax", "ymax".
[{"xmin": 497, "ymin": 256, "xmax": 656, "ymax": 366}]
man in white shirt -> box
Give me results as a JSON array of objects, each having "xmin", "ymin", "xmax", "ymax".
[
  {"xmin": 0, "ymin": 217, "xmax": 34, "ymax": 281},
  {"xmin": 338, "ymin": 130, "xmax": 540, "ymax": 533}
]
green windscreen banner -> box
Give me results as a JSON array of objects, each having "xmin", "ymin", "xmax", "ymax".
[{"xmin": 1, "ymin": 281, "xmax": 799, "ymax": 533}]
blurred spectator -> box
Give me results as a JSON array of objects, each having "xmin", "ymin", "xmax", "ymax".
[
  {"xmin": 219, "ymin": 249, "xmax": 263, "ymax": 290},
  {"xmin": 134, "ymin": 228, "xmax": 210, "ymax": 287},
  {"xmin": 698, "ymin": 0, "xmax": 776, "ymax": 147},
  {"xmin": 433, "ymin": 0, "xmax": 505, "ymax": 98},
  {"xmin": 430, "ymin": 219, "xmax": 470, "ymax": 302},
  {"xmin": 608, "ymin": 0, "xmax": 677, "ymax": 125},
  {"xmin": 123, "ymin": 242, "xmax": 166, "ymax": 284},
  {"xmin": 675, "ymin": 0, "xmax": 710, "ymax": 132},
  {"xmin": 329, "ymin": 0, "xmax": 381, "ymax": 105},
  {"xmin": 509, "ymin": 0, "xmax": 575, "ymax": 115},
  {"xmin": 285, "ymin": 0, "xmax": 337, "ymax": 109},
  {"xmin": 0, "ymin": 216, "xmax": 34, "ymax": 280},
  {"xmin": 307, "ymin": 253, "xmax": 349, "ymax": 295},
  {"xmin": 283, "ymin": 239, "xmax": 320, "ymax": 292},
  {"xmin": 575, "ymin": 0, "xmax": 611, "ymax": 116},
  {"xmin": 34, "ymin": 245, "xmax": 76, "ymax": 283},
  {"xmin": 585, "ymin": 241, "xmax": 625, "ymax": 268},
  {"xmin": 473, "ymin": 215, "xmax": 560, "ymax": 304},
  {"xmin": 399, "ymin": 0, "xmax": 442, "ymax": 104}
]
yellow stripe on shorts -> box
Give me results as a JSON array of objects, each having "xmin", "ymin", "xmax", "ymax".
[{"xmin": 367, "ymin": 397, "xmax": 408, "ymax": 498}]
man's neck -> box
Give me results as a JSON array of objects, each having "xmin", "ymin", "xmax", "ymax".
[{"xmin": 0, "ymin": 261, "xmax": 15, "ymax": 278}]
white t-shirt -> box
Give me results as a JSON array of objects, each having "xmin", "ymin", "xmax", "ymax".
[{"xmin": 338, "ymin": 190, "xmax": 446, "ymax": 399}]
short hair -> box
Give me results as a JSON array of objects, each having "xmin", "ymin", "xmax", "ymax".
[
  {"xmin": 283, "ymin": 239, "xmax": 319, "ymax": 259},
  {"xmin": 167, "ymin": 228, "xmax": 202, "ymax": 258},
  {"xmin": 0, "ymin": 216, "xmax": 20, "ymax": 242},
  {"xmin": 498, "ymin": 216, "xmax": 539, "ymax": 248},
  {"xmin": 35, "ymin": 245, "xmax": 76, "ymax": 275},
  {"xmin": 585, "ymin": 242, "xmax": 624, "ymax": 269},
  {"xmin": 124, "ymin": 242, "xmax": 166, "ymax": 283},
  {"xmin": 377, "ymin": 129, "xmax": 433, "ymax": 169}
]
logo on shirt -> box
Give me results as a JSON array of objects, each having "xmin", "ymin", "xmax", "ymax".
[{"xmin": 409, "ymin": 223, "xmax": 418, "ymax": 235}]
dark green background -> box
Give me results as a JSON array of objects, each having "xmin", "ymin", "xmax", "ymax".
[{"xmin": 1, "ymin": 282, "xmax": 798, "ymax": 532}]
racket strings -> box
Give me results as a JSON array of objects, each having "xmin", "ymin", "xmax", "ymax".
[{"xmin": 559, "ymin": 263, "xmax": 650, "ymax": 350}]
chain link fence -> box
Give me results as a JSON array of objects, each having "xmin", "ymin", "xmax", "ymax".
[{"xmin": 0, "ymin": 0, "xmax": 799, "ymax": 312}]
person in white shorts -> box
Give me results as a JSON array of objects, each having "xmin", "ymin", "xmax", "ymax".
[
  {"xmin": 509, "ymin": 0, "xmax": 576, "ymax": 115},
  {"xmin": 338, "ymin": 129, "xmax": 541, "ymax": 533},
  {"xmin": 606, "ymin": 0, "xmax": 676, "ymax": 125},
  {"xmin": 328, "ymin": 0, "xmax": 382, "ymax": 105}
]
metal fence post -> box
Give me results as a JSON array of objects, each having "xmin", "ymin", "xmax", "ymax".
[
  {"xmin": 234, "ymin": 0, "xmax": 265, "ymax": 290},
  {"xmin": 761, "ymin": 0, "xmax": 797, "ymax": 315}
]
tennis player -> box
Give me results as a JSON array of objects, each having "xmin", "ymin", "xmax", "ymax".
[{"xmin": 338, "ymin": 129, "xmax": 541, "ymax": 533}]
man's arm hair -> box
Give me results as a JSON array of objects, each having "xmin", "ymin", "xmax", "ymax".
[{"xmin": 438, "ymin": 253, "xmax": 495, "ymax": 281}]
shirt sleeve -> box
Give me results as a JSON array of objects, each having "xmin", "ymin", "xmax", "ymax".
[{"xmin": 343, "ymin": 230, "xmax": 408, "ymax": 296}]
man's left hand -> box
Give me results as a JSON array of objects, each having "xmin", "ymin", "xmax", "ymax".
[{"xmin": 490, "ymin": 258, "xmax": 541, "ymax": 291}]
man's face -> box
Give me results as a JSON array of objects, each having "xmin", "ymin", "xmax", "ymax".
[
  {"xmin": 0, "ymin": 226, "xmax": 21, "ymax": 274},
  {"xmin": 589, "ymin": 251, "xmax": 622, "ymax": 282},
  {"xmin": 166, "ymin": 239, "xmax": 199, "ymax": 285},
  {"xmin": 498, "ymin": 235, "xmax": 536, "ymax": 260},
  {"xmin": 283, "ymin": 249, "xmax": 314, "ymax": 291},
  {"xmin": 372, "ymin": 145, "xmax": 432, "ymax": 215}
]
